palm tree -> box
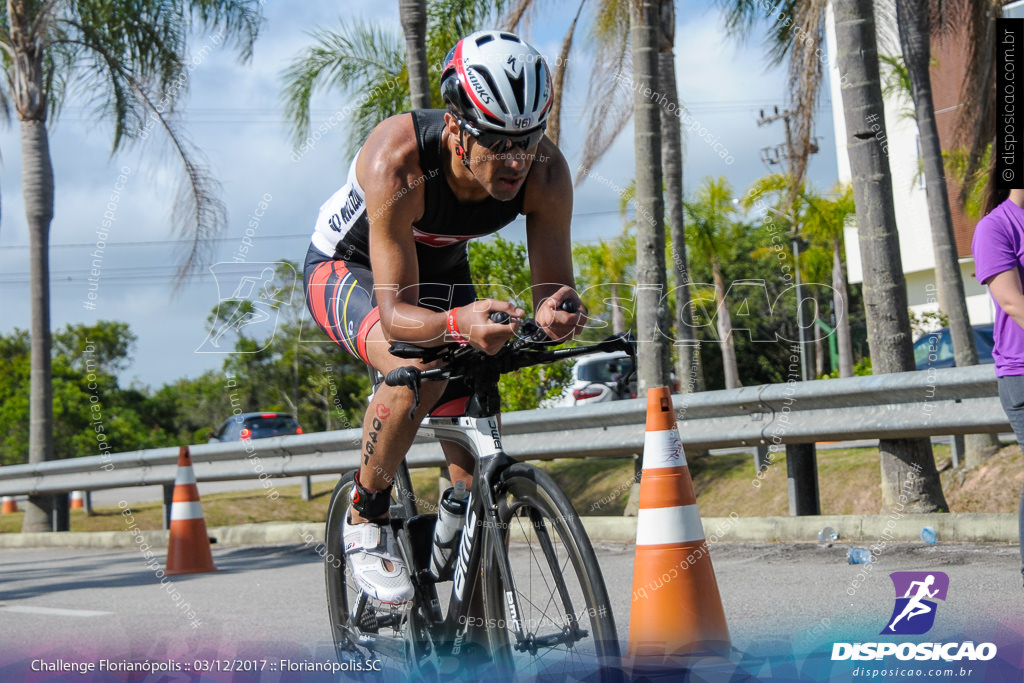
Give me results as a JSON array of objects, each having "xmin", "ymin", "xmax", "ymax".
[
  {"xmin": 717, "ymin": 0, "xmax": 826, "ymax": 208},
  {"xmin": 13, "ymin": 0, "xmax": 260, "ymax": 533},
  {"xmin": 502, "ymin": 0, "xmax": 589, "ymax": 146},
  {"xmin": 894, "ymin": 0, "xmax": 999, "ymax": 467},
  {"xmin": 744, "ymin": 174, "xmax": 856, "ymax": 378},
  {"xmin": 629, "ymin": 0, "xmax": 668, "ymax": 394},
  {"xmin": 400, "ymin": 0, "xmax": 431, "ymax": 109},
  {"xmin": 282, "ymin": 0, "xmax": 508, "ymax": 157},
  {"xmin": 686, "ymin": 177, "xmax": 741, "ymax": 389},
  {"xmin": 802, "ymin": 184, "xmax": 856, "ymax": 378},
  {"xmin": 833, "ymin": 0, "xmax": 947, "ymax": 512}
]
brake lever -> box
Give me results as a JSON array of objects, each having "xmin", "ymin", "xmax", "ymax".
[{"xmin": 383, "ymin": 366, "xmax": 422, "ymax": 420}]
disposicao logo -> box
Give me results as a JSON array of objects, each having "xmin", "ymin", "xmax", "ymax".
[
  {"xmin": 882, "ymin": 571, "xmax": 948, "ymax": 635},
  {"xmin": 831, "ymin": 571, "xmax": 997, "ymax": 662}
]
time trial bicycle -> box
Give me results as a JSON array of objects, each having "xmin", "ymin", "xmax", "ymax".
[{"xmin": 323, "ymin": 315, "xmax": 633, "ymax": 679}]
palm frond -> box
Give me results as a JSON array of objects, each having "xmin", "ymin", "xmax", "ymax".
[
  {"xmin": 280, "ymin": 20, "xmax": 406, "ymax": 149},
  {"xmin": 781, "ymin": 0, "xmax": 826, "ymax": 210},
  {"xmin": 576, "ymin": 0, "xmax": 631, "ymax": 185},
  {"xmin": 715, "ymin": 0, "xmax": 803, "ymax": 67},
  {"xmin": 80, "ymin": 51, "xmax": 226, "ymax": 287},
  {"xmin": 685, "ymin": 176, "xmax": 736, "ymax": 261},
  {"xmin": 57, "ymin": 0, "xmax": 261, "ymax": 151},
  {"xmin": 427, "ymin": 0, "xmax": 510, "ymax": 54},
  {"xmin": 500, "ymin": 0, "xmax": 535, "ymax": 30},
  {"xmin": 546, "ymin": 0, "xmax": 587, "ymax": 146},
  {"xmin": 742, "ymin": 172, "xmax": 791, "ymax": 209},
  {"xmin": 952, "ymin": 0, "xmax": 1002, "ymax": 206},
  {"xmin": 183, "ymin": 0, "xmax": 261, "ymax": 61}
]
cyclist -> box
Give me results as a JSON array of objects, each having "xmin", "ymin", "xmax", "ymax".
[{"xmin": 303, "ymin": 30, "xmax": 585, "ymax": 604}]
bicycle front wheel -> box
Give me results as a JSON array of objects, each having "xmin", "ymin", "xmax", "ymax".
[
  {"xmin": 481, "ymin": 463, "xmax": 621, "ymax": 678},
  {"xmin": 323, "ymin": 469, "xmax": 418, "ymax": 669}
]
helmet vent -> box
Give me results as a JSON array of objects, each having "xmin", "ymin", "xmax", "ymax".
[
  {"xmin": 532, "ymin": 61, "xmax": 544, "ymax": 113},
  {"xmin": 499, "ymin": 32, "xmax": 521, "ymax": 43},
  {"xmin": 475, "ymin": 34, "xmax": 496, "ymax": 46},
  {"xmin": 508, "ymin": 71, "xmax": 526, "ymax": 113},
  {"xmin": 476, "ymin": 67, "xmax": 510, "ymax": 117}
]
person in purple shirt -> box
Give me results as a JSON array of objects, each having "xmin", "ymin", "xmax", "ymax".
[{"xmin": 972, "ymin": 183, "xmax": 1024, "ymax": 586}]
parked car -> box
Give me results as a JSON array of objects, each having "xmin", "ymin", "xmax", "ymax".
[
  {"xmin": 912, "ymin": 324, "xmax": 995, "ymax": 370},
  {"xmin": 559, "ymin": 351, "xmax": 637, "ymax": 406},
  {"xmin": 209, "ymin": 412, "xmax": 303, "ymax": 442}
]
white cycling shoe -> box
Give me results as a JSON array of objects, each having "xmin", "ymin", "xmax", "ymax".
[{"xmin": 343, "ymin": 510, "xmax": 414, "ymax": 605}]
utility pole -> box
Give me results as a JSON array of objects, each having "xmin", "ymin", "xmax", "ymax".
[
  {"xmin": 757, "ymin": 105, "xmax": 794, "ymax": 169},
  {"xmin": 758, "ymin": 105, "xmax": 820, "ymax": 515},
  {"xmin": 757, "ymin": 104, "xmax": 819, "ymax": 381}
]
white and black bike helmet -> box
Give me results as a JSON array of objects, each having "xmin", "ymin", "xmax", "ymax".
[{"xmin": 440, "ymin": 30, "xmax": 552, "ymax": 150}]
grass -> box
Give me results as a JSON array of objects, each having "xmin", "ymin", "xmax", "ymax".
[{"xmin": 1, "ymin": 442, "xmax": 1019, "ymax": 533}]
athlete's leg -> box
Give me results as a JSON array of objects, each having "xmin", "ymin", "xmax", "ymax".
[
  {"xmin": 442, "ymin": 442, "xmax": 475, "ymax": 489},
  {"xmin": 352, "ymin": 322, "xmax": 449, "ymax": 521}
]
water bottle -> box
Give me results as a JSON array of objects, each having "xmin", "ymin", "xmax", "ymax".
[
  {"xmin": 847, "ymin": 548, "xmax": 872, "ymax": 564},
  {"xmin": 921, "ymin": 526, "xmax": 937, "ymax": 545},
  {"xmin": 429, "ymin": 481, "xmax": 469, "ymax": 581},
  {"xmin": 818, "ymin": 526, "xmax": 838, "ymax": 544}
]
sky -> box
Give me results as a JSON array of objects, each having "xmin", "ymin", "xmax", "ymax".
[{"xmin": 0, "ymin": 0, "xmax": 840, "ymax": 389}]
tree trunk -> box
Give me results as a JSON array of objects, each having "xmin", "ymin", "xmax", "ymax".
[
  {"xmin": 22, "ymin": 118, "xmax": 56, "ymax": 533},
  {"xmin": 834, "ymin": 0, "xmax": 947, "ymax": 512},
  {"xmin": 895, "ymin": 0, "xmax": 999, "ymax": 467},
  {"xmin": 658, "ymin": 0, "xmax": 703, "ymax": 393},
  {"xmin": 13, "ymin": 0, "xmax": 57, "ymax": 532},
  {"xmin": 610, "ymin": 282, "xmax": 625, "ymax": 335},
  {"xmin": 399, "ymin": 0, "xmax": 431, "ymax": 110},
  {"xmin": 712, "ymin": 258, "xmax": 740, "ymax": 389},
  {"xmin": 833, "ymin": 237, "xmax": 854, "ymax": 377},
  {"xmin": 630, "ymin": 0, "xmax": 668, "ymax": 394}
]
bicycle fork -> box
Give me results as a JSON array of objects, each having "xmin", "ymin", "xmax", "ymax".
[{"xmin": 429, "ymin": 415, "xmax": 586, "ymax": 657}]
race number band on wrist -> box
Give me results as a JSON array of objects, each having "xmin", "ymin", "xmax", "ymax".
[{"xmin": 447, "ymin": 309, "xmax": 469, "ymax": 346}]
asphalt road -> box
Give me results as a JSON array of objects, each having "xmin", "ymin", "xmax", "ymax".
[{"xmin": 0, "ymin": 540, "xmax": 1021, "ymax": 681}]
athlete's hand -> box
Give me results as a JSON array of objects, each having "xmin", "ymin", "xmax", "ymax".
[
  {"xmin": 453, "ymin": 300, "xmax": 523, "ymax": 355},
  {"xmin": 536, "ymin": 286, "xmax": 586, "ymax": 343}
]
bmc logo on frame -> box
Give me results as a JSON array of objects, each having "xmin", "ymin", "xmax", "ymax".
[{"xmin": 831, "ymin": 571, "xmax": 997, "ymax": 662}]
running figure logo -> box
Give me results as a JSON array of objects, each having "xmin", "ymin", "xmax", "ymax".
[
  {"xmin": 196, "ymin": 262, "xmax": 296, "ymax": 354},
  {"xmin": 881, "ymin": 571, "xmax": 949, "ymax": 635}
]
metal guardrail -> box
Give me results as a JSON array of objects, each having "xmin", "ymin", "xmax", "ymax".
[{"xmin": 0, "ymin": 364, "xmax": 1008, "ymax": 498}]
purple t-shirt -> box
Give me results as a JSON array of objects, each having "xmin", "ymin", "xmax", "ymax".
[{"xmin": 973, "ymin": 198, "xmax": 1024, "ymax": 376}]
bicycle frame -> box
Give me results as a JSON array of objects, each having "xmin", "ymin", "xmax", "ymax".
[
  {"xmin": 343, "ymin": 330, "xmax": 634, "ymax": 666},
  {"xmin": 419, "ymin": 414, "xmax": 521, "ymax": 655},
  {"xmin": 344, "ymin": 413, "xmax": 524, "ymax": 664}
]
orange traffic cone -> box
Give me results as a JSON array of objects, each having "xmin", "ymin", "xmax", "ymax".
[
  {"xmin": 1, "ymin": 496, "xmax": 17, "ymax": 514},
  {"xmin": 628, "ymin": 387, "xmax": 730, "ymax": 657},
  {"xmin": 70, "ymin": 491, "xmax": 84, "ymax": 511},
  {"xmin": 165, "ymin": 446, "xmax": 216, "ymax": 575}
]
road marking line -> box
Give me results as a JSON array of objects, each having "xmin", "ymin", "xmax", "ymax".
[{"xmin": 0, "ymin": 605, "xmax": 111, "ymax": 617}]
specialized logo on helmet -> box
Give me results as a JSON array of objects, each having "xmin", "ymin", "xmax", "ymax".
[
  {"xmin": 466, "ymin": 68, "xmax": 493, "ymax": 105},
  {"xmin": 504, "ymin": 54, "xmax": 522, "ymax": 78}
]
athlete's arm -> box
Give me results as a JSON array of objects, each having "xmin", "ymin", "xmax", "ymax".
[
  {"xmin": 362, "ymin": 114, "xmax": 520, "ymax": 353},
  {"xmin": 523, "ymin": 139, "xmax": 585, "ymax": 342},
  {"xmin": 986, "ymin": 268, "xmax": 1024, "ymax": 331}
]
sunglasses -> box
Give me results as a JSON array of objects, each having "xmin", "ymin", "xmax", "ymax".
[{"xmin": 460, "ymin": 118, "xmax": 546, "ymax": 152}]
